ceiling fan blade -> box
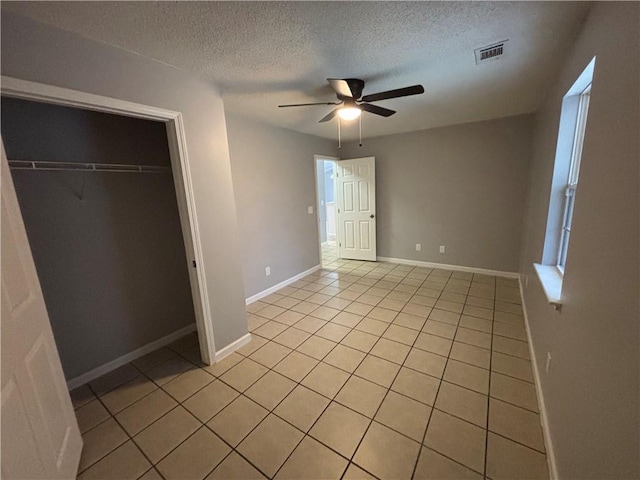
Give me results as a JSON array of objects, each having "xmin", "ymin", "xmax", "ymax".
[
  {"xmin": 360, "ymin": 103, "xmax": 396, "ymax": 117},
  {"xmin": 319, "ymin": 108, "xmax": 340, "ymax": 123},
  {"xmin": 328, "ymin": 78, "xmax": 354, "ymax": 98},
  {"xmin": 361, "ymin": 84, "xmax": 425, "ymax": 103},
  {"xmin": 278, "ymin": 101, "xmax": 340, "ymax": 107}
]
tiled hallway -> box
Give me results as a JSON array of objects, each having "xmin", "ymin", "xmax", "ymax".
[{"xmin": 71, "ymin": 260, "xmax": 548, "ymax": 480}]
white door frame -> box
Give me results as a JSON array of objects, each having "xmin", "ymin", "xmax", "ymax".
[
  {"xmin": 313, "ymin": 154, "xmax": 340, "ymax": 264},
  {"xmin": 0, "ymin": 76, "xmax": 216, "ymax": 365}
]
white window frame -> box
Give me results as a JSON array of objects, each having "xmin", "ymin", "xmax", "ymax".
[{"xmin": 557, "ymin": 84, "xmax": 591, "ymax": 273}]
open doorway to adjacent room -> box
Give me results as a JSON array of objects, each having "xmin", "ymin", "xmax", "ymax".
[{"xmin": 314, "ymin": 155, "xmax": 339, "ymax": 266}]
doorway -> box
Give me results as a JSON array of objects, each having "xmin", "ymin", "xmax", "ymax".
[{"xmin": 314, "ymin": 155, "xmax": 339, "ymax": 266}]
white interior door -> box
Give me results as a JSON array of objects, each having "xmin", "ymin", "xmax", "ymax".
[
  {"xmin": 1, "ymin": 141, "xmax": 82, "ymax": 479},
  {"xmin": 336, "ymin": 156, "xmax": 377, "ymax": 261}
]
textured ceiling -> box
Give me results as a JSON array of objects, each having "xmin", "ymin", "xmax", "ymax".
[{"xmin": 3, "ymin": 1, "xmax": 590, "ymax": 140}]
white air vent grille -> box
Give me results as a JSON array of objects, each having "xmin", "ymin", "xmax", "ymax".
[{"xmin": 475, "ymin": 40, "xmax": 507, "ymax": 65}]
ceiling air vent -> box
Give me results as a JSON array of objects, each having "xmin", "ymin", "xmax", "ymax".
[{"xmin": 474, "ymin": 40, "xmax": 507, "ymax": 65}]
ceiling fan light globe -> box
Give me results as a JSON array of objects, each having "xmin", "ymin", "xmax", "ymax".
[{"xmin": 338, "ymin": 107, "xmax": 361, "ymax": 121}]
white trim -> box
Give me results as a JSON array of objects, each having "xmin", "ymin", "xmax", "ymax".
[
  {"xmin": 66, "ymin": 324, "xmax": 197, "ymax": 390},
  {"xmin": 533, "ymin": 263, "xmax": 563, "ymax": 310},
  {"xmin": 1, "ymin": 75, "xmax": 216, "ymax": 364},
  {"xmin": 214, "ymin": 333, "xmax": 252, "ymax": 362},
  {"xmin": 376, "ymin": 256, "xmax": 518, "ymax": 279},
  {"xmin": 518, "ymin": 276, "xmax": 557, "ymax": 480},
  {"xmin": 246, "ymin": 264, "xmax": 321, "ymax": 305}
]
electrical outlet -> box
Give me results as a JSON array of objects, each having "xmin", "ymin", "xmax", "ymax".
[
  {"xmin": 545, "ymin": 352, "xmax": 552, "ymax": 375},
  {"xmin": 439, "ymin": 245, "xmax": 446, "ymax": 254},
  {"xmin": 265, "ymin": 267, "xmax": 271, "ymax": 276},
  {"xmin": 307, "ymin": 206, "xmax": 314, "ymax": 214},
  {"xmin": 416, "ymin": 243, "xmax": 422, "ymax": 251}
]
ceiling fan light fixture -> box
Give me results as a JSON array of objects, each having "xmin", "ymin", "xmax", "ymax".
[{"xmin": 338, "ymin": 106, "xmax": 361, "ymax": 121}]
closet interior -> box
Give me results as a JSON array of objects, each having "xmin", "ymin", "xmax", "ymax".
[{"xmin": 1, "ymin": 97, "xmax": 198, "ymax": 384}]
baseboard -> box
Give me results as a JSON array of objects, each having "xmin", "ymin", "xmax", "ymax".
[
  {"xmin": 245, "ymin": 264, "xmax": 321, "ymax": 305},
  {"xmin": 518, "ymin": 275, "xmax": 557, "ymax": 480},
  {"xmin": 376, "ymin": 256, "xmax": 519, "ymax": 279},
  {"xmin": 214, "ymin": 333, "xmax": 252, "ymax": 362},
  {"xmin": 67, "ymin": 324, "xmax": 197, "ymax": 390}
]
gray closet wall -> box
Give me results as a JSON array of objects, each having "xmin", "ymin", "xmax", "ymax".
[{"xmin": 2, "ymin": 97, "xmax": 196, "ymax": 380}]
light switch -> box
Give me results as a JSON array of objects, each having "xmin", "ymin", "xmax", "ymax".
[{"xmin": 308, "ymin": 206, "xmax": 314, "ymax": 214}]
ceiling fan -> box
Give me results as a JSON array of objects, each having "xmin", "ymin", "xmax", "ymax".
[{"xmin": 278, "ymin": 78, "xmax": 425, "ymax": 123}]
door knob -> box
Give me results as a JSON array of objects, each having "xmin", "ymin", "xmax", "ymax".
[{"xmin": 370, "ymin": 214, "xmax": 375, "ymax": 218}]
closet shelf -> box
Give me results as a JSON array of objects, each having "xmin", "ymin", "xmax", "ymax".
[{"xmin": 8, "ymin": 160, "xmax": 172, "ymax": 173}]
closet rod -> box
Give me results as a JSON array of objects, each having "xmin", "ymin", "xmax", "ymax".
[{"xmin": 8, "ymin": 160, "xmax": 172, "ymax": 173}]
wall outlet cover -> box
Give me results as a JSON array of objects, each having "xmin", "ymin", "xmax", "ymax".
[
  {"xmin": 265, "ymin": 267, "xmax": 271, "ymax": 276},
  {"xmin": 439, "ymin": 245, "xmax": 446, "ymax": 253},
  {"xmin": 307, "ymin": 206, "xmax": 314, "ymax": 214},
  {"xmin": 416, "ymin": 243, "xmax": 422, "ymax": 251}
]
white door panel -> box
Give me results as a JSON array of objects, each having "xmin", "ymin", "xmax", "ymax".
[
  {"xmin": 337, "ymin": 157, "xmax": 376, "ymax": 261},
  {"xmin": 1, "ymin": 141, "xmax": 82, "ymax": 480}
]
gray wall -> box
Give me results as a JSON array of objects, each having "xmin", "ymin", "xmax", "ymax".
[
  {"xmin": 2, "ymin": 98, "xmax": 195, "ymax": 380},
  {"xmin": 341, "ymin": 115, "xmax": 534, "ymax": 272},
  {"xmin": 225, "ymin": 114, "xmax": 338, "ymax": 298},
  {"xmin": 518, "ymin": 3, "xmax": 639, "ymax": 479},
  {"xmin": 1, "ymin": 11, "xmax": 248, "ymax": 352}
]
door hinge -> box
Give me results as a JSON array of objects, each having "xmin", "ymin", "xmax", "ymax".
[
  {"xmin": 192, "ymin": 260, "xmax": 197, "ymax": 268},
  {"xmin": 338, "ymin": 208, "xmax": 340, "ymax": 213},
  {"xmin": 339, "ymin": 242, "xmax": 342, "ymax": 247}
]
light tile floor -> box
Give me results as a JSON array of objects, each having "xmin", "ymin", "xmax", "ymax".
[
  {"xmin": 322, "ymin": 241, "xmax": 339, "ymax": 266},
  {"xmin": 71, "ymin": 260, "xmax": 548, "ymax": 480}
]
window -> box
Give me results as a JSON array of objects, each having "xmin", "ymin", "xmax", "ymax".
[
  {"xmin": 535, "ymin": 57, "xmax": 595, "ymax": 307},
  {"xmin": 557, "ymin": 84, "xmax": 591, "ymax": 272}
]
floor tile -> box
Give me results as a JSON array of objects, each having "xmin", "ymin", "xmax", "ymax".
[
  {"xmin": 354, "ymin": 355, "xmax": 401, "ymax": 388},
  {"xmin": 405, "ymin": 348, "xmax": 447, "ymax": 378},
  {"xmin": 70, "ymin": 384, "xmax": 96, "ymax": 410},
  {"xmin": 290, "ymin": 301, "xmax": 320, "ymax": 315},
  {"xmin": 273, "ymin": 296, "xmax": 301, "ymax": 310},
  {"xmin": 237, "ymin": 414, "xmax": 304, "ymax": 478},
  {"xmin": 323, "ymin": 344, "xmax": 366, "ymax": 373},
  {"xmin": 101, "ymin": 375, "xmax": 157, "ymax": 414},
  {"xmin": 133, "ymin": 348, "xmax": 176, "ymax": 372},
  {"xmin": 393, "ymin": 312, "xmax": 428, "ymax": 331},
  {"xmin": 402, "ymin": 302, "xmax": 432, "ymax": 318},
  {"xmin": 429, "ymin": 308, "xmax": 461, "ymax": 326},
  {"xmin": 489, "ymin": 398, "xmax": 545, "ymax": 452},
  {"xmin": 494, "ymin": 310, "xmax": 524, "ymax": 326},
  {"xmin": 391, "ymin": 367, "xmax": 440, "ymax": 405},
  {"xmin": 424, "ymin": 410, "xmax": 486, "ymax": 475},
  {"xmin": 367, "ymin": 306, "xmax": 398, "ymax": 322},
  {"xmin": 162, "ymin": 368, "xmax": 214, "ymax": 402},
  {"xmin": 422, "ymin": 320, "xmax": 457, "ymax": 340},
  {"xmin": 307, "ymin": 292, "xmax": 333, "ymax": 305},
  {"xmin": 495, "ymin": 300, "xmax": 523, "ymax": 315},
  {"xmin": 486, "ymin": 432, "xmax": 549, "ymax": 480},
  {"xmin": 332, "ymin": 311, "xmax": 363, "ymax": 328},
  {"xmin": 182, "ymin": 379, "xmax": 239, "ymax": 422},
  {"xmin": 455, "ymin": 327, "xmax": 492, "ymax": 349},
  {"xmin": 459, "ymin": 315, "xmax": 492, "ymax": 333},
  {"xmin": 203, "ymin": 353, "xmax": 243, "ymax": 378},
  {"xmin": 116, "ymin": 388, "xmax": 178, "ymax": 435},
  {"xmin": 248, "ymin": 314, "xmax": 269, "ymax": 332},
  {"xmin": 75, "ymin": 399, "xmax": 110, "ymax": 434},
  {"xmin": 491, "ymin": 352, "xmax": 534, "ymax": 383},
  {"xmin": 236, "ymin": 336, "xmax": 269, "ymax": 357},
  {"xmin": 245, "ymin": 371, "xmax": 296, "ymax": 410},
  {"xmin": 256, "ymin": 304, "xmax": 287, "ymax": 320},
  {"xmin": 147, "ymin": 356, "xmax": 194, "ymax": 386},
  {"xmin": 78, "ymin": 418, "xmax": 128, "ymax": 472},
  {"xmin": 156, "ymin": 427, "xmax": 229, "ymax": 479},
  {"xmin": 293, "ymin": 316, "xmax": 327, "ymax": 334},
  {"xmin": 250, "ymin": 342, "xmax": 292, "ymax": 368},
  {"xmin": 434, "ymin": 300, "xmax": 464, "ymax": 314},
  {"xmin": 493, "ymin": 322, "xmax": 527, "ymax": 341},
  {"xmin": 78, "ymin": 441, "xmax": 150, "ymax": 480},
  {"xmin": 275, "ymin": 436, "xmax": 348, "ymax": 479},
  {"xmin": 463, "ymin": 305, "xmax": 494, "ymax": 320},
  {"xmin": 340, "ymin": 329, "xmax": 379, "ymax": 352},
  {"xmin": 301, "ymin": 362, "xmax": 350, "ymax": 398},
  {"xmin": 296, "ymin": 335, "xmax": 337, "ymax": 360},
  {"xmin": 443, "ymin": 360, "xmax": 490, "ymax": 395},
  {"xmin": 220, "ymin": 358, "xmax": 268, "ymax": 392},
  {"xmin": 414, "ymin": 447, "xmax": 482, "ymax": 480},
  {"xmin": 353, "ymin": 421, "xmax": 420, "ymax": 480},
  {"xmin": 133, "ymin": 406, "xmax": 201, "ymax": 464},
  {"xmin": 274, "ymin": 385, "xmax": 330, "ymax": 432},
  {"xmin": 323, "ymin": 297, "xmax": 353, "ymax": 310},
  {"xmin": 414, "ymin": 332, "xmax": 453, "ymax": 357},
  {"xmin": 408, "ymin": 295, "xmax": 437, "ymax": 308},
  {"xmin": 273, "ymin": 310, "xmax": 305, "ymax": 326},
  {"xmin": 207, "ymin": 395, "xmax": 268, "ymax": 446},
  {"xmin": 490, "ymin": 372, "xmax": 539, "ymax": 412},
  {"xmin": 309, "ymin": 402, "xmax": 370, "ymax": 458},
  {"xmin": 382, "ymin": 324, "xmax": 419, "ymax": 346},
  {"xmin": 273, "ymin": 350, "xmax": 319, "ymax": 382},
  {"xmin": 309, "ymin": 305, "xmax": 341, "ymax": 321},
  {"xmin": 374, "ymin": 390, "xmax": 432, "ymax": 442},
  {"xmin": 89, "ymin": 364, "xmax": 139, "ymax": 396},
  {"xmin": 435, "ymin": 381, "xmax": 487, "ymax": 427},
  {"xmin": 355, "ymin": 317, "xmax": 389, "ymax": 336},
  {"xmin": 206, "ymin": 452, "xmax": 266, "ymax": 480},
  {"xmin": 316, "ymin": 322, "xmax": 351, "ymax": 342},
  {"xmin": 465, "ymin": 295, "xmax": 494, "ymax": 310},
  {"xmin": 344, "ymin": 301, "xmax": 375, "ymax": 316},
  {"xmin": 378, "ymin": 298, "xmax": 407, "ymax": 312},
  {"xmin": 492, "ymin": 336, "xmax": 530, "ymax": 360},
  {"xmin": 450, "ymin": 342, "xmax": 490, "ymax": 369},
  {"xmin": 253, "ymin": 321, "xmax": 288, "ymax": 339},
  {"xmin": 335, "ymin": 375, "xmax": 387, "ymax": 418}
]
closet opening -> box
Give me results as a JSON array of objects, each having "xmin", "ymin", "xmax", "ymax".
[{"xmin": 1, "ymin": 93, "xmax": 210, "ymax": 390}]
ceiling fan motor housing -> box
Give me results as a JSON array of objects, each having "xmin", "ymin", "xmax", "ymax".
[{"xmin": 339, "ymin": 78, "xmax": 365, "ymax": 100}]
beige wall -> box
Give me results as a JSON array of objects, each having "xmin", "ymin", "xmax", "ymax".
[
  {"xmin": 341, "ymin": 114, "xmax": 534, "ymax": 272},
  {"xmin": 1, "ymin": 11, "xmax": 248, "ymax": 352},
  {"xmin": 519, "ymin": 3, "xmax": 639, "ymax": 478},
  {"xmin": 226, "ymin": 114, "xmax": 338, "ymax": 298}
]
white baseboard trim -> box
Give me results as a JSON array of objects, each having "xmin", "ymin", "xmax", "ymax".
[
  {"xmin": 67, "ymin": 324, "xmax": 197, "ymax": 390},
  {"xmin": 214, "ymin": 333, "xmax": 252, "ymax": 362},
  {"xmin": 245, "ymin": 264, "xmax": 322, "ymax": 305},
  {"xmin": 376, "ymin": 256, "xmax": 519, "ymax": 279},
  {"xmin": 518, "ymin": 276, "xmax": 557, "ymax": 480}
]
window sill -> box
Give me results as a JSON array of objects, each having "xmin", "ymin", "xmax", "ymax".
[{"xmin": 533, "ymin": 263, "xmax": 563, "ymax": 311}]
